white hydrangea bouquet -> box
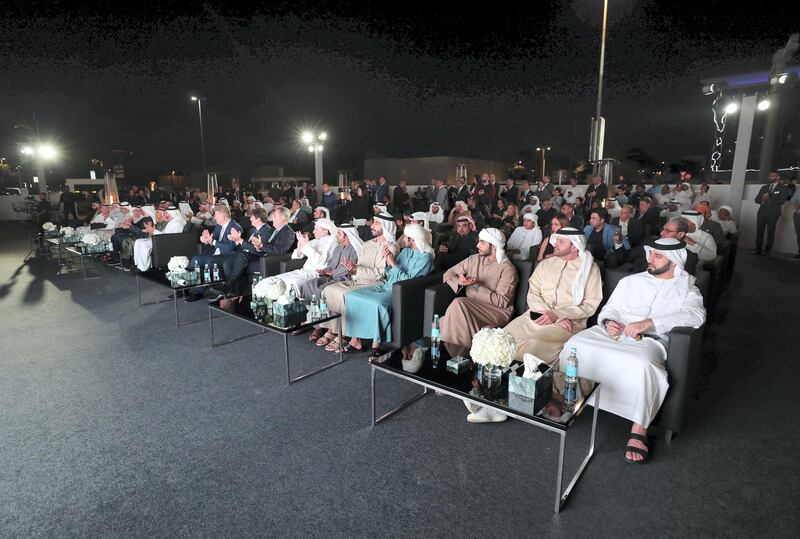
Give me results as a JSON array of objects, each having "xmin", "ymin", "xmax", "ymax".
[
  {"xmin": 253, "ymin": 277, "xmax": 286, "ymax": 302},
  {"xmin": 82, "ymin": 233, "xmax": 101, "ymax": 246},
  {"xmin": 470, "ymin": 328, "xmax": 516, "ymax": 370},
  {"xmin": 166, "ymin": 256, "xmax": 195, "ymax": 286},
  {"xmin": 60, "ymin": 226, "xmax": 76, "ymax": 239},
  {"xmin": 167, "ymin": 256, "xmax": 190, "ymax": 272},
  {"xmin": 42, "ymin": 221, "xmax": 58, "ymax": 235}
]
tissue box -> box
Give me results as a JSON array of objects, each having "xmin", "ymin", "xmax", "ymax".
[
  {"xmin": 507, "ymin": 366, "xmax": 554, "ymax": 415},
  {"xmin": 446, "ymin": 356, "xmax": 472, "ymax": 374},
  {"xmin": 272, "ymin": 300, "xmax": 308, "ymax": 328},
  {"xmin": 167, "ymin": 270, "xmax": 200, "ymax": 287}
]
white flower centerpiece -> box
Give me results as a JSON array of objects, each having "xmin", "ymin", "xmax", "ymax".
[
  {"xmin": 251, "ymin": 277, "xmax": 286, "ymax": 318},
  {"xmin": 81, "ymin": 232, "xmax": 105, "ymax": 254},
  {"xmin": 166, "ymin": 256, "xmax": 195, "ymax": 286},
  {"xmin": 60, "ymin": 226, "xmax": 76, "ymax": 240},
  {"xmin": 470, "ymin": 328, "xmax": 517, "ymax": 400},
  {"xmin": 42, "ymin": 221, "xmax": 58, "ymax": 235}
]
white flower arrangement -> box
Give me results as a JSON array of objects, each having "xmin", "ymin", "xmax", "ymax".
[
  {"xmin": 167, "ymin": 256, "xmax": 190, "ymax": 272},
  {"xmin": 82, "ymin": 233, "xmax": 101, "ymax": 246},
  {"xmin": 42, "ymin": 222, "xmax": 56, "ymax": 231},
  {"xmin": 61, "ymin": 226, "xmax": 75, "ymax": 238},
  {"xmin": 470, "ymin": 328, "xmax": 516, "ymax": 369},
  {"xmin": 252, "ymin": 277, "xmax": 286, "ymax": 301}
]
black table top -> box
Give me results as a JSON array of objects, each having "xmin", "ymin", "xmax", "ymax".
[
  {"xmin": 137, "ymin": 270, "xmax": 223, "ymax": 290},
  {"xmin": 371, "ymin": 338, "xmax": 599, "ymax": 430},
  {"xmin": 208, "ymin": 296, "xmax": 341, "ymax": 334}
]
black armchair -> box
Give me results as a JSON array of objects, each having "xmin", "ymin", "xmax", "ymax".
[
  {"xmin": 151, "ymin": 231, "xmax": 202, "ymax": 269},
  {"xmin": 655, "ymin": 325, "xmax": 705, "ymax": 443},
  {"xmin": 280, "ymin": 257, "xmax": 307, "ymax": 273},
  {"xmin": 258, "ymin": 253, "xmax": 295, "ymax": 278},
  {"xmin": 386, "ymin": 272, "xmax": 444, "ymax": 349}
]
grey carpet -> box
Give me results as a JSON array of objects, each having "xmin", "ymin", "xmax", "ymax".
[{"xmin": 1, "ymin": 225, "xmax": 798, "ymax": 537}]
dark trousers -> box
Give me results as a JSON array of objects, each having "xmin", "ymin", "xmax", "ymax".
[
  {"xmin": 63, "ymin": 203, "xmax": 78, "ymax": 224},
  {"xmin": 755, "ymin": 211, "xmax": 779, "ymax": 253},
  {"xmin": 225, "ymin": 251, "xmax": 262, "ymax": 296},
  {"xmin": 794, "ymin": 213, "xmax": 800, "ymax": 254}
]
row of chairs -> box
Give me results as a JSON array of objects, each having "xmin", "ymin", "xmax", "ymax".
[{"xmin": 146, "ymin": 227, "xmax": 736, "ymax": 443}]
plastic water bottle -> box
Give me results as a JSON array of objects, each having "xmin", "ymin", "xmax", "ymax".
[
  {"xmin": 194, "ymin": 265, "xmax": 201, "ymax": 284},
  {"xmin": 203, "ymin": 264, "xmax": 211, "ymax": 283},
  {"xmin": 212, "ymin": 263, "xmax": 220, "ymax": 281},
  {"xmin": 430, "ymin": 314, "xmax": 441, "ymax": 367},
  {"xmin": 565, "ymin": 347, "xmax": 578, "ymax": 384},
  {"xmin": 310, "ymin": 294, "xmax": 319, "ymax": 322},
  {"xmin": 319, "ymin": 292, "xmax": 328, "ymax": 318}
]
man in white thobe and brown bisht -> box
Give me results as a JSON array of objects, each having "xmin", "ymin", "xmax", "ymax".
[
  {"xmin": 316, "ymin": 214, "xmax": 400, "ymax": 353},
  {"xmin": 503, "ymin": 227, "xmax": 603, "ymax": 368},
  {"xmin": 438, "ymin": 228, "xmax": 518, "ymax": 357},
  {"xmin": 560, "ymin": 237, "xmax": 705, "ymax": 464}
]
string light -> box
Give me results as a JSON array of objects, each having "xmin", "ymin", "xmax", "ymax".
[{"xmin": 709, "ymin": 95, "xmax": 728, "ymax": 172}]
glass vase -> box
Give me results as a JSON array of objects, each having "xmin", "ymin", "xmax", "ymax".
[{"xmin": 479, "ymin": 364, "xmax": 504, "ymax": 402}]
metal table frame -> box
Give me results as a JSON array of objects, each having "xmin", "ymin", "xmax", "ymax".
[
  {"xmin": 370, "ymin": 361, "xmax": 600, "ymax": 513},
  {"xmin": 136, "ymin": 273, "xmax": 223, "ymax": 327},
  {"xmin": 208, "ymin": 304, "xmax": 346, "ymax": 385},
  {"xmin": 63, "ymin": 246, "xmax": 122, "ymax": 280}
]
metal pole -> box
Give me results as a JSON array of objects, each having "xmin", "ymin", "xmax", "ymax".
[
  {"xmin": 315, "ymin": 148, "xmax": 324, "ymax": 188},
  {"xmin": 197, "ymin": 100, "xmax": 208, "ymax": 177},
  {"xmin": 728, "ymin": 95, "xmax": 757, "ymax": 220},
  {"xmin": 591, "ymin": 0, "xmax": 609, "ymax": 175},
  {"xmin": 542, "ymin": 149, "xmax": 547, "ymax": 180}
]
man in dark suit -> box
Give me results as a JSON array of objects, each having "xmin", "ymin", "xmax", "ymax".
[
  {"xmin": 455, "ymin": 176, "xmax": 471, "ymax": 203},
  {"xmin": 434, "ymin": 216, "xmax": 479, "ymax": 270},
  {"xmin": 607, "ymin": 216, "xmax": 699, "ymax": 275},
  {"xmin": 584, "ymin": 175, "xmax": 608, "ymax": 215},
  {"xmin": 220, "ymin": 207, "xmax": 277, "ymax": 297},
  {"xmin": 612, "ymin": 204, "xmax": 645, "ymax": 248},
  {"xmin": 636, "ymin": 196, "xmax": 661, "ymax": 238},
  {"xmin": 287, "ymin": 199, "xmax": 310, "ymax": 231},
  {"xmin": 185, "ymin": 204, "xmax": 243, "ymax": 301},
  {"xmin": 518, "ymin": 181, "xmax": 535, "ymax": 207},
  {"xmin": 754, "ymin": 170, "xmax": 791, "ymax": 255},
  {"xmin": 501, "ymin": 178, "xmax": 518, "ymax": 206},
  {"xmin": 561, "ymin": 202, "xmax": 584, "ymax": 230}
]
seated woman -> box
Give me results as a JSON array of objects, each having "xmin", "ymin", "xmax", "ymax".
[
  {"xmin": 338, "ymin": 223, "xmax": 434, "ymax": 358},
  {"xmin": 536, "ymin": 213, "xmax": 570, "ymax": 262}
]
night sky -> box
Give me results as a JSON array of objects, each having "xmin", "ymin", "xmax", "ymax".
[{"xmin": 1, "ymin": 1, "xmax": 797, "ymax": 182}]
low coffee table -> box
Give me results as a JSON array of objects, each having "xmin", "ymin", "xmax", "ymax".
[
  {"xmin": 135, "ymin": 270, "xmax": 223, "ymax": 327},
  {"xmin": 43, "ymin": 236, "xmax": 82, "ymax": 274},
  {"xmin": 370, "ymin": 339, "xmax": 600, "ymax": 513},
  {"xmin": 208, "ymin": 297, "xmax": 345, "ymax": 385},
  {"xmin": 64, "ymin": 244, "xmax": 123, "ymax": 280}
]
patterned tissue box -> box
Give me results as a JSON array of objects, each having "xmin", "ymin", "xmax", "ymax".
[
  {"xmin": 272, "ymin": 300, "xmax": 308, "ymax": 328},
  {"xmin": 507, "ymin": 365, "xmax": 554, "ymax": 415}
]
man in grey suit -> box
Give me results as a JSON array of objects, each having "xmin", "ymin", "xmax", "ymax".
[
  {"xmin": 754, "ymin": 170, "xmax": 791, "ymax": 255},
  {"xmin": 431, "ymin": 178, "xmax": 450, "ymax": 214}
]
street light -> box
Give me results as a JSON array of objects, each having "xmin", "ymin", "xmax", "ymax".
[
  {"xmin": 301, "ymin": 131, "xmax": 328, "ymax": 187},
  {"xmin": 535, "ymin": 147, "xmax": 551, "ymax": 180},
  {"xmin": 19, "ymin": 144, "xmax": 57, "ymax": 189},
  {"xmin": 190, "ymin": 96, "xmax": 207, "ymax": 178}
]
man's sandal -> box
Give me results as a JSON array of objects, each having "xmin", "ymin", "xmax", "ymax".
[{"xmin": 624, "ymin": 433, "xmax": 650, "ymax": 464}]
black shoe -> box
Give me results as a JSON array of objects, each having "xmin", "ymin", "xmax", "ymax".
[{"xmin": 184, "ymin": 292, "xmax": 204, "ymax": 302}]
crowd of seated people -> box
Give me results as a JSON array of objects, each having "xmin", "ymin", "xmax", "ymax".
[{"xmin": 95, "ymin": 174, "xmax": 750, "ymax": 465}]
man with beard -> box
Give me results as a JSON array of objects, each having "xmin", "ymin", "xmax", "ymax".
[{"xmin": 560, "ymin": 238, "xmax": 705, "ymax": 463}]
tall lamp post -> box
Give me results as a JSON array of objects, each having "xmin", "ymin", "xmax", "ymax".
[
  {"xmin": 589, "ymin": 0, "xmax": 609, "ymax": 175},
  {"xmin": 535, "ymin": 147, "xmax": 551, "ymax": 180},
  {"xmin": 302, "ymin": 131, "xmax": 327, "ymax": 188},
  {"xmin": 190, "ymin": 96, "xmax": 208, "ymax": 179}
]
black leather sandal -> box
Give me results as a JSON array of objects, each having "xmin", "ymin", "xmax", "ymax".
[{"xmin": 624, "ymin": 433, "xmax": 650, "ymax": 464}]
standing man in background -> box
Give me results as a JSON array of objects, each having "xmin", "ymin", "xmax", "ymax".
[{"xmin": 754, "ymin": 171, "xmax": 791, "ymax": 256}]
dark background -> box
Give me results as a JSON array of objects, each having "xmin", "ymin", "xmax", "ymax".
[{"xmin": 0, "ymin": 0, "xmax": 797, "ymax": 183}]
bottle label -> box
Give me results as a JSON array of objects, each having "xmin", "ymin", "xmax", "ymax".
[
  {"xmin": 430, "ymin": 328, "xmax": 440, "ymax": 339},
  {"xmin": 566, "ymin": 365, "xmax": 578, "ymax": 378}
]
